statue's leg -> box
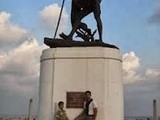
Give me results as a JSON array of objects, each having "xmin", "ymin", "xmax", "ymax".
[
  {"xmin": 59, "ymin": 0, "xmax": 79, "ymax": 40},
  {"xmin": 95, "ymin": 15, "xmax": 102, "ymax": 41},
  {"xmin": 67, "ymin": 19, "xmax": 81, "ymax": 40},
  {"xmin": 93, "ymin": 1, "xmax": 103, "ymax": 41},
  {"xmin": 65, "ymin": 0, "xmax": 81, "ymax": 40},
  {"xmin": 64, "ymin": 0, "xmax": 92, "ymax": 40}
]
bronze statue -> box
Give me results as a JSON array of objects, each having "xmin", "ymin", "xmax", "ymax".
[
  {"xmin": 60, "ymin": 0, "xmax": 103, "ymax": 42},
  {"xmin": 44, "ymin": 0, "xmax": 118, "ymax": 48}
]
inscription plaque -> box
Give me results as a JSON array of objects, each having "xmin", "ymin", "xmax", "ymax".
[{"xmin": 66, "ymin": 92, "xmax": 85, "ymax": 108}]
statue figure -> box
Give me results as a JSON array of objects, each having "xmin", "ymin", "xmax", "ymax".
[{"xmin": 60, "ymin": 0, "xmax": 103, "ymax": 42}]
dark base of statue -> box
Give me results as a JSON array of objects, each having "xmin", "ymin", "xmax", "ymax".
[{"xmin": 44, "ymin": 37, "xmax": 119, "ymax": 49}]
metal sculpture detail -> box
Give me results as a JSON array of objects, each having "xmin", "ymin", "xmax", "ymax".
[
  {"xmin": 60, "ymin": 0, "xmax": 102, "ymax": 42},
  {"xmin": 44, "ymin": 0, "xmax": 119, "ymax": 49}
]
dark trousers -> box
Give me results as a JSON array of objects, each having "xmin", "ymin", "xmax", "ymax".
[{"xmin": 76, "ymin": 115, "xmax": 94, "ymax": 120}]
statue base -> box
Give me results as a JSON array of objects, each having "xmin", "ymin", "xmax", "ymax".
[
  {"xmin": 44, "ymin": 37, "xmax": 119, "ymax": 49},
  {"xmin": 38, "ymin": 47, "xmax": 124, "ymax": 120}
]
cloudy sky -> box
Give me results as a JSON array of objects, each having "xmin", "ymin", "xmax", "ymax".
[{"xmin": 0, "ymin": 0, "xmax": 160, "ymax": 117}]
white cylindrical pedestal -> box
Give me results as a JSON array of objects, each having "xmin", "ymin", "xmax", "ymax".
[{"xmin": 38, "ymin": 47, "xmax": 124, "ymax": 120}]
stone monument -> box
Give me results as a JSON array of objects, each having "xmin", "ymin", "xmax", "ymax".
[{"xmin": 38, "ymin": 0, "xmax": 124, "ymax": 120}]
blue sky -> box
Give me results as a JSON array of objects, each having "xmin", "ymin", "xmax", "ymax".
[
  {"xmin": 0, "ymin": 0, "xmax": 160, "ymax": 117},
  {"xmin": 1, "ymin": 0, "xmax": 160, "ymax": 65}
]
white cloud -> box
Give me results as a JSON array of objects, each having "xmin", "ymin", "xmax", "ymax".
[
  {"xmin": 0, "ymin": 38, "xmax": 46, "ymax": 93},
  {"xmin": 122, "ymin": 52, "xmax": 141, "ymax": 84},
  {"xmin": 123, "ymin": 52, "xmax": 140, "ymax": 71},
  {"xmin": 123, "ymin": 52, "xmax": 160, "ymax": 84},
  {"xmin": 0, "ymin": 11, "xmax": 46, "ymax": 114},
  {"xmin": 123, "ymin": 52, "xmax": 160, "ymax": 116},
  {"xmin": 145, "ymin": 68, "xmax": 160, "ymax": 79},
  {"xmin": 0, "ymin": 12, "xmax": 27, "ymax": 47},
  {"xmin": 40, "ymin": 4, "xmax": 69, "ymax": 33},
  {"xmin": 1, "ymin": 39, "xmax": 40, "ymax": 76}
]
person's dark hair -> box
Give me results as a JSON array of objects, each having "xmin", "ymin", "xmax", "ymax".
[
  {"xmin": 58, "ymin": 101, "xmax": 64, "ymax": 107},
  {"xmin": 85, "ymin": 91, "xmax": 91, "ymax": 95}
]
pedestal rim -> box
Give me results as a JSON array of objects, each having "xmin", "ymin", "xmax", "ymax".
[{"xmin": 40, "ymin": 47, "xmax": 122, "ymax": 62}]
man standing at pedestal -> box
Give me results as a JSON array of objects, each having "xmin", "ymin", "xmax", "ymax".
[{"xmin": 74, "ymin": 91, "xmax": 98, "ymax": 120}]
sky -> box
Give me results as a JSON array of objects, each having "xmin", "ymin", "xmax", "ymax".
[{"xmin": 0, "ymin": 0, "xmax": 160, "ymax": 117}]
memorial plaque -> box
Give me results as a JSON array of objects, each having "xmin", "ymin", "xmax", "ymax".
[{"xmin": 66, "ymin": 92, "xmax": 85, "ymax": 108}]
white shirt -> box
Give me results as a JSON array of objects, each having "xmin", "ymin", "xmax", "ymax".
[{"xmin": 84, "ymin": 100, "xmax": 97, "ymax": 115}]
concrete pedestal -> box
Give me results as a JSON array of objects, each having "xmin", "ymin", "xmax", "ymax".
[{"xmin": 38, "ymin": 47, "xmax": 124, "ymax": 120}]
